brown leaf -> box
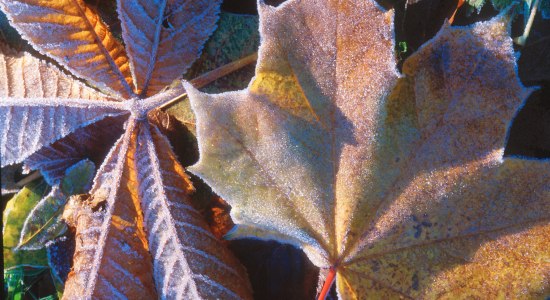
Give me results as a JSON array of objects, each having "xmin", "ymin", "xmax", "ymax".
[
  {"xmin": 62, "ymin": 138, "xmax": 157, "ymax": 299},
  {"xmin": 0, "ymin": 0, "xmax": 135, "ymax": 97},
  {"xmin": 24, "ymin": 115, "xmax": 126, "ymax": 185},
  {"xmin": 1, "ymin": 0, "xmax": 252, "ymax": 297},
  {"xmin": 135, "ymin": 121, "xmax": 252, "ymax": 299}
]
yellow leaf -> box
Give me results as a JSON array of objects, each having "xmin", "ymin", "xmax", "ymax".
[{"xmin": 186, "ymin": 0, "xmax": 550, "ymax": 298}]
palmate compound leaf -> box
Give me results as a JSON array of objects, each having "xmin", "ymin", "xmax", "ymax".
[
  {"xmin": 0, "ymin": 0, "xmax": 253, "ymax": 298},
  {"xmin": 0, "ymin": 46, "xmax": 126, "ymax": 168},
  {"xmin": 186, "ymin": 0, "xmax": 550, "ymax": 298}
]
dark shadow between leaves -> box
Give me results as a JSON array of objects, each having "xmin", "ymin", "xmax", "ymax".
[{"xmin": 229, "ymin": 239, "xmax": 320, "ymax": 300}]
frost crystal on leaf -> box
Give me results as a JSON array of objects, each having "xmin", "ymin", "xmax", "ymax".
[
  {"xmin": 186, "ymin": 0, "xmax": 550, "ymax": 298},
  {"xmin": 0, "ymin": 0, "xmax": 252, "ymax": 299}
]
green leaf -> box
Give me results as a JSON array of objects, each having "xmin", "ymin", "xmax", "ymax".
[
  {"xmin": 17, "ymin": 159, "xmax": 95, "ymax": 250},
  {"xmin": 16, "ymin": 190, "xmax": 67, "ymax": 251},
  {"xmin": 467, "ymin": 0, "xmax": 487, "ymax": 11},
  {"xmin": 60, "ymin": 159, "xmax": 95, "ymax": 195},
  {"xmin": 189, "ymin": 11, "xmax": 260, "ymax": 93},
  {"xmin": 3, "ymin": 266, "xmax": 58, "ymax": 300},
  {"xmin": 3, "ymin": 180, "xmax": 49, "ymax": 268},
  {"xmin": 4, "ymin": 267, "xmax": 24, "ymax": 300}
]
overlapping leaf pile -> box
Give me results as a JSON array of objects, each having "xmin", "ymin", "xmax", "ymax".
[
  {"xmin": 187, "ymin": 0, "xmax": 550, "ymax": 298},
  {"xmin": 0, "ymin": 0, "xmax": 252, "ymax": 299}
]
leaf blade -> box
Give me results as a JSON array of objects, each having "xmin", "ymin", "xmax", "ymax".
[
  {"xmin": 0, "ymin": 0, "xmax": 135, "ymax": 97},
  {"xmin": 0, "ymin": 47, "xmax": 126, "ymax": 167},
  {"xmin": 118, "ymin": 0, "xmax": 221, "ymax": 96},
  {"xmin": 135, "ymin": 122, "xmax": 252, "ymax": 299},
  {"xmin": 187, "ymin": 0, "xmax": 400, "ymax": 266},
  {"xmin": 3, "ymin": 180, "xmax": 50, "ymax": 268},
  {"xmin": 186, "ymin": 0, "xmax": 550, "ymax": 298},
  {"xmin": 62, "ymin": 118, "xmax": 157, "ymax": 299}
]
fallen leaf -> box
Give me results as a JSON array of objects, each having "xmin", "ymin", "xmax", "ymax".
[
  {"xmin": 3, "ymin": 179, "xmax": 50, "ymax": 268},
  {"xmin": 0, "ymin": 0, "xmax": 134, "ymax": 97},
  {"xmin": 17, "ymin": 159, "xmax": 96, "ymax": 251},
  {"xmin": 0, "ymin": 0, "xmax": 252, "ymax": 298},
  {"xmin": 186, "ymin": 0, "xmax": 550, "ymax": 298}
]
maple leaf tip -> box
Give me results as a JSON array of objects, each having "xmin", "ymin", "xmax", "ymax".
[
  {"xmin": 182, "ymin": 81, "xmax": 206, "ymax": 130},
  {"xmin": 181, "ymin": 80, "xmax": 196, "ymax": 94},
  {"xmin": 403, "ymin": 6, "xmax": 518, "ymax": 78},
  {"xmin": 181, "ymin": 82, "xmax": 210, "ymax": 187}
]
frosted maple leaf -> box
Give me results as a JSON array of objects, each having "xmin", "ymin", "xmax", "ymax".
[
  {"xmin": 0, "ymin": 0, "xmax": 251, "ymax": 298},
  {"xmin": 186, "ymin": 0, "xmax": 550, "ymax": 298}
]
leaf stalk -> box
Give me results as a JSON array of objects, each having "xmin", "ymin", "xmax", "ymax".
[
  {"xmin": 318, "ymin": 266, "xmax": 337, "ymax": 300},
  {"xmin": 515, "ymin": 0, "xmax": 541, "ymax": 46}
]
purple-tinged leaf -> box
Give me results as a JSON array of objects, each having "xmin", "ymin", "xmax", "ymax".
[{"xmin": 118, "ymin": 0, "xmax": 221, "ymax": 96}]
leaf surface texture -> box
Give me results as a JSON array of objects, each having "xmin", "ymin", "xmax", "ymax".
[
  {"xmin": 0, "ymin": 47, "xmax": 125, "ymax": 167},
  {"xmin": 186, "ymin": 0, "xmax": 550, "ymax": 298},
  {"xmin": 0, "ymin": 0, "xmax": 135, "ymax": 97},
  {"xmin": 0, "ymin": 0, "xmax": 252, "ymax": 298},
  {"xmin": 118, "ymin": 0, "xmax": 221, "ymax": 96},
  {"xmin": 135, "ymin": 122, "xmax": 251, "ymax": 299}
]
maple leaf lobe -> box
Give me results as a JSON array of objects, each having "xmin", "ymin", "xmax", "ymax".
[
  {"xmin": 187, "ymin": 0, "xmax": 550, "ymax": 298},
  {"xmin": 187, "ymin": 0, "xmax": 401, "ymax": 267}
]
